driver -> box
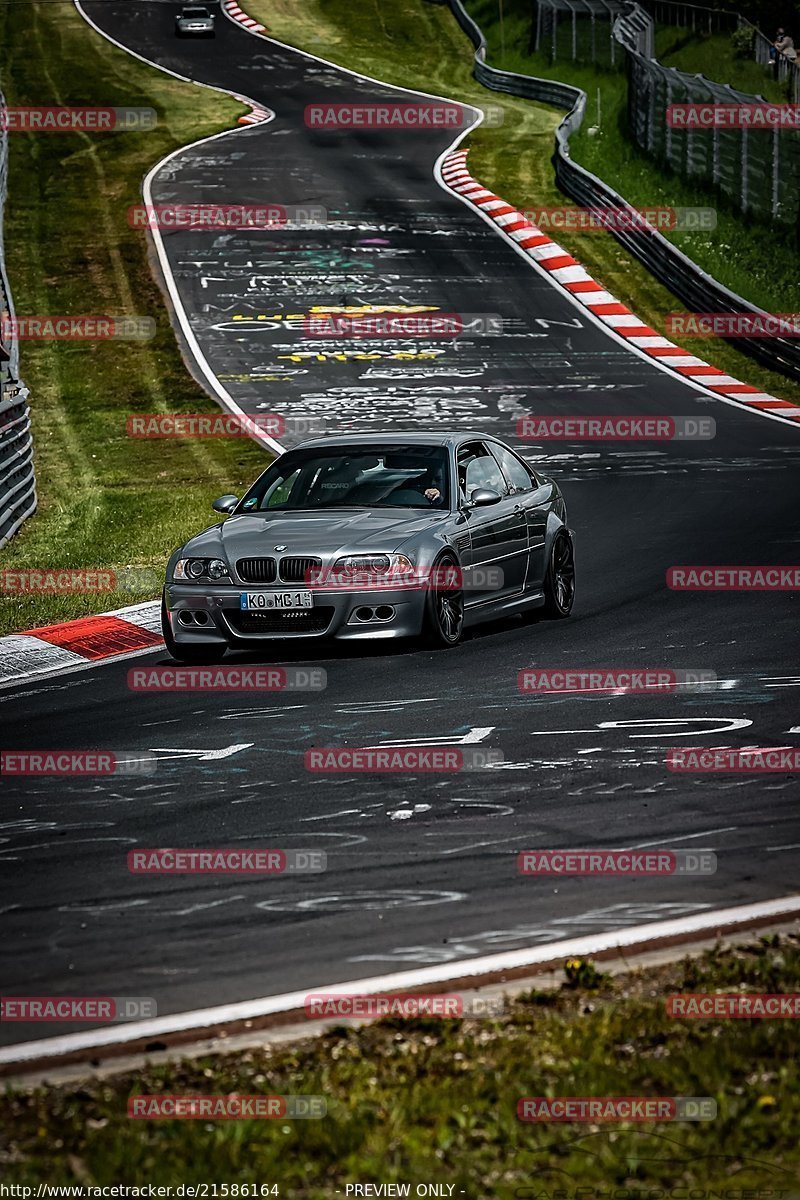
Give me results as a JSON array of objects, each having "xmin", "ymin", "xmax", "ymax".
[{"xmin": 421, "ymin": 465, "xmax": 446, "ymax": 506}]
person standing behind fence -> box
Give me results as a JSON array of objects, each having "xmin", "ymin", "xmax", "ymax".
[
  {"xmin": 769, "ymin": 28, "xmax": 782, "ymax": 65},
  {"xmin": 773, "ymin": 29, "xmax": 797, "ymax": 74}
]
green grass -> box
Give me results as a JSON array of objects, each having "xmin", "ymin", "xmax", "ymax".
[
  {"xmin": 251, "ymin": 0, "xmax": 800, "ymax": 409},
  {"xmin": 0, "ymin": 2, "xmax": 268, "ymax": 635},
  {"xmin": 656, "ymin": 26, "xmax": 787, "ymax": 103},
  {"xmin": 3, "ymin": 934, "xmax": 800, "ymax": 1192}
]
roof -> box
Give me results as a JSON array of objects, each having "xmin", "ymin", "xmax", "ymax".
[{"xmin": 292, "ymin": 431, "xmax": 495, "ymax": 450}]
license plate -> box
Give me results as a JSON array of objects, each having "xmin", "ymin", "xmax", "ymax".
[{"xmin": 240, "ymin": 590, "xmax": 314, "ymax": 611}]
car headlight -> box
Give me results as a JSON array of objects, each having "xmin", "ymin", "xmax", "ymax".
[
  {"xmin": 332, "ymin": 554, "xmax": 413, "ymax": 575},
  {"xmin": 174, "ymin": 557, "xmax": 231, "ymax": 582}
]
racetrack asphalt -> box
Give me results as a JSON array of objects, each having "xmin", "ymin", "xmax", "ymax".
[{"xmin": 1, "ymin": 0, "xmax": 799, "ymax": 1048}]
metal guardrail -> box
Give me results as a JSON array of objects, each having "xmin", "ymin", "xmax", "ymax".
[
  {"xmin": 444, "ymin": 0, "xmax": 800, "ymax": 385},
  {"xmin": 0, "ymin": 86, "xmax": 36, "ymax": 548}
]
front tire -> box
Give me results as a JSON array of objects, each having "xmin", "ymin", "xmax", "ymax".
[
  {"xmin": 422, "ymin": 554, "xmax": 464, "ymax": 647},
  {"xmin": 541, "ymin": 531, "xmax": 575, "ymax": 619},
  {"xmin": 161, "ymin": 593, "xmax": 227, "ymax": 663}
]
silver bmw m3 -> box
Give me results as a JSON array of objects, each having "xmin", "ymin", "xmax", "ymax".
[{"xmin": 162, "ymin": 432, "xmax": 575, "ymax": 661}]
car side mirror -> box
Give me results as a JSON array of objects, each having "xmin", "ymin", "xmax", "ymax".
[
  {"xmin": 212, "ymin": 494, "xmax": 239, "ymax": 514},
  {"xmin": 469, "ymin": 488, "xmax": 503, "ymax": 507}
]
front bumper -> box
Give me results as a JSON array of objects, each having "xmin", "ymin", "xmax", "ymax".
[{"xmin": 164, "ymin": 582, "xmax": 428, "ymax": 645}]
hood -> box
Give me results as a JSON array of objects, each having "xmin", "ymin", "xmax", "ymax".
[{"xmin": 182, "ymin": 509, "xmax": 449, "ymax": 560}]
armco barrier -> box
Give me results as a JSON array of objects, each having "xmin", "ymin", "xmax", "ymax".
[
  {"xmin": 0, "ymin": 87, "xmax": 36, "ymax": 546},
  {"xmin": 444, "ymin": 0, "xmax": 800, "ymax": 384}
]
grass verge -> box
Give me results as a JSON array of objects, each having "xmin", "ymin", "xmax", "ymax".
[
  {"xmin": 655, "ymin": 26, "xmax": 787, "ymax": 103},
  {"xmin": 2, "ymin": 933, "xmax": 800, "ymax": 1192},
  {"xmin": 251, "ymin": 0, "xmax": 800, "ymax": 408},
  {"xmin": 0, "ymin": 2, "xmax": 268, "ymax": 636}
]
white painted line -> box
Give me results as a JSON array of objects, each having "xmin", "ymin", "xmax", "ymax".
[
  {"xmin": 74, "ymin": 1, "xmax": 284, "ymax": 461},
  {"xmin": 630, "ymin": 826, "xmax": 738, "ymax": 849},
  {"xmin": 1, "ymin": 894, "xmax": 798, "ymax": 1068}
]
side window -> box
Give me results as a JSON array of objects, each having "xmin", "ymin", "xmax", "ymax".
[
  {"xmin": 491, "ymin": 444, "xmax": 538, "ymax": 494},
  {"xmin": 457, "ymin": 442, "xmax": 508, "ymax": 500}
]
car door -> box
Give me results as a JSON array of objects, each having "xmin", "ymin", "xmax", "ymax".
[
  {"xmin": 488, "ymin": 442, "xmax": 551, "ymax": 588},
  {"xmin": 456, "ymin": 441, "xmax": 528, "ymax": 603}
]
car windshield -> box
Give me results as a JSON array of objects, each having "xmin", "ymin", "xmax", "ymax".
[
  {"xmin": 182, "ymin": 8, "xmax": 209, "ymax": 16},
  {"xmin": 238, "ymin": 445, "xmax": 451, "ymax": 512}
]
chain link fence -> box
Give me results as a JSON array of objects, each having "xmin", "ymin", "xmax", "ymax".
[
  {"xmin": 444, "ymin": 0, "xmax": 800, "ymax": 383},
  {"xmin": 624, "ymin": 50, "xmax": 800, "ymax": 226},
  {"xmin": 526, "ymin": 0, "xmax": 800, "ymax": 227},
  {"xmin": 643, "ymin": 0, "xmax": 736, "ymax": 34},
  {"xmin": 0, "ymin": 86, "xmax": 36, "ymax": 548},
  {"xmin": 643, "ymin": 0, "xmax": 798, "ymax": 100},
  {"xmin": 533, "ymin": 0, "xmax": 634, "ymax": 67}
]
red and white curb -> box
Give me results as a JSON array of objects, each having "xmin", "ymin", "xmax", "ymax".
[
  {"xmin": 0, "ymin": 600, "xmax": 162, "ymax": 688},
  {"xmin": 236, "ymin": 102, "xmax": 271, "ymax": 126},
  {"xmin": 1, "ymin": 893, "xmax": 798, "ymax": 1077},
  {"xmin": 441, "ymin": 150, "xmax": 800, "ymax": 425},
  {"xmin": 222, "ymin": 0, "xmax": 265, "ymax": 34}
]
